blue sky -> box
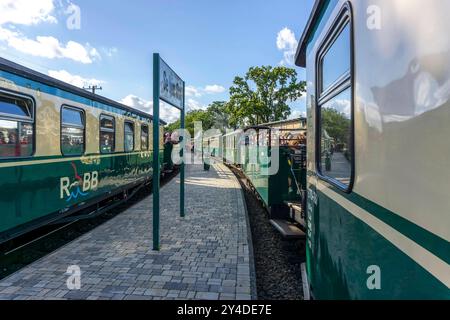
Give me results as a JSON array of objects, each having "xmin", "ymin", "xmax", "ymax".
[{"xmin": 0, "ymin": 0, "xmax": 315, "ymax": 123}]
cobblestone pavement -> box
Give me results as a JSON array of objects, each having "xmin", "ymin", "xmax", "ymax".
[{"xmin": 0, "ymin": 163, "xmax": 256, "ymax": 300}]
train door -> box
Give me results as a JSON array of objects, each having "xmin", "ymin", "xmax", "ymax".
[{"xmin": 302, "ymin": 2, "xmax": 355, "ymax": 299}]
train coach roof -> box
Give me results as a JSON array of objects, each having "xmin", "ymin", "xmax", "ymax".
[
  {"xmin": 258, "ymin": 117, "xmax": 307, "ymax": 128},
  {"xmin": 295, "ymin": 0, "xmax": 327, "ymax": 68},
  {"xmin": 0, "ymin": 57, "xmax": 166, "ymax": 125}
]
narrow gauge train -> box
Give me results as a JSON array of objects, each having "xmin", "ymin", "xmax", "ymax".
[
  {"xmin": 0, "ymin": 58, "xmax": 166, "ymax": 244},
  {"xmin": 220, "ymin": 118, "xmax": 308, "ymax": 236},
  {"xmin": 203, "ymin": 133, "xmax": 222, "ymax": 160},
  {"xmin": 296, "ymin": 0, "xmax": 449, "ymax": 299}
]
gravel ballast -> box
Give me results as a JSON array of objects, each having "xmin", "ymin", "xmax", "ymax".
[{"xmin": 231, "ymin": 166, "xmax": 306, "ymax": 300}]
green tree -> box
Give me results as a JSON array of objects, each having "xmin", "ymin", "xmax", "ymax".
[
  {"xmin": 165, "ymin": 109, "xmax": 214, "ymax": 137},
  {"xmin": 321, "ymin": 108, "xmax": 350, "ymax": 144},
  {"xmin": 165, "ymin": 101, "xmax": 231, "ymax": 135},
  {"xmin": 208, "ymin": 101, "xmax": 230, "ymax": 130},
  {"xmin": 227, "ymin": 66, "xmax": 306, "ymax": 127}
]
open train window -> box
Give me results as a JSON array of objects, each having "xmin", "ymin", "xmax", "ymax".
[
  {"xmin": 61, "ymin": 106, "xmax": 85, "ymax": 156},
  {"xmin": 316, "ymin": 4, "xmax": 354, "ymax": 192},
  {"xmin": 124, "ymin": 121, "xmax": 135, "ymax": 152},
  {"xmin": 141, "ymin": 124, "xmax": 149, "ymax": 150},
  {"xmin": 100, "ymin": 114, "xmax": 115, "ymax": 154},
  {"xmin": 0, "ymin": 90, "xmax": 34, "ymax": 158},
  {"xmin": 258, "ymin": 130, "xmax": 269, "ymax": 147}
]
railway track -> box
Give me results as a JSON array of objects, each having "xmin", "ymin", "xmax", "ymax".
[{"xmin": 229, "ymin": 165, "xmax": 306, "ymax": 300}]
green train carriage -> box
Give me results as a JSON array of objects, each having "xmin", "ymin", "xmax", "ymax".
[
  {"xmin": 222, "ymin": 119, "xmax": 308, "ymax": 225},
  {"xmin": 223, "ymin": 131, "xmax": 239, "ymax": 165},
  {"xmin": 296, "ymin": 0, "xmax": 450, "ymax": 299},
  {"xmin": 243, "ymin": 123, "xmax": 307, "ymax": 219},
  {"xmin": 203, "ymin": 133, "xmax": 223, "ymax": 161},
  {"xmin": 0, "ymin": 58, "xmax": 166, "ymax": 243}
]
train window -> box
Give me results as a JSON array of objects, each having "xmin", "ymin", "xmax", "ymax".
[
  {"xmin": 0, "ymin": 91, "xmax": 34, "ymax": 158},
  {"xmin": 320, "ymin": 23, "xmax": 350, "ymax": 94},
  {"xmin": 317, "ymin": 6, "xmax": 353, "ymax": 191},
  {"xmin": 124, "ymin": 121, "xmax": 134, "ymax": 152},
  {"xmin": 141, "ymin": 125, "xmax": 149, "ymax": 150},
  {"xmin": 319, "ymin": 89, "xmax": 352, "ymax": 186},
  {"xmin": 100, "ymin": 115, "xmax": 115, "ymax": 154},
  {"xmin": 258, "ymin": 130, "xmax": 269, "ymax": 147},
  {"xmin": 61, "ymin": 106, "xmax": 85, "ymax": 156},
  {"xmin": 0, "ymin": 95, "xmax": 33, "ymax": 119}
]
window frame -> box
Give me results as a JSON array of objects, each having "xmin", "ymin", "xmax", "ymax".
[
  {"xmin": 124, "ymin": 120, "xmax": 135, "ymax": 152},
  {"xmin": 0, "ymin": 89, "xmax": 36, "ymax": 159},
  {"xmin": 99, "ymin": 114, "xmax": 116, "ymax": 154},
  {"xmin": 315, "ymin": 2, "xmax": 355, "ymax": 193},
  {"xmin": 140, "ymin": 124, "xmax": 149, "ymax": 151},
  {"xmin": 60, "ymin": 105, "xmax": 86, "ymax": 157}
]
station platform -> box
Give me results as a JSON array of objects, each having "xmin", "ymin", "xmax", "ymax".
[{"xmin": 0, "ymin": 163, "xmax": 256, "ymax": 300}]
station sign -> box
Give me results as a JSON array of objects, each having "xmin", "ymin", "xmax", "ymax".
[{"xmin": 159, "ymin": 57, "xmax": 184, "ymax": 110}]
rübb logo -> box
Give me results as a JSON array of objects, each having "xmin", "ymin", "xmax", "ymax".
[{"xmin": 60, "ymin": 162, "xmax": 99, "ymax": 202}]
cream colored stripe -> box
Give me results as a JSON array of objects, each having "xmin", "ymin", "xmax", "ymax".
[
  {"xmin": 0, "ymin": 151, "xmax": 154, "ymax": 168},
  {"xmin": 317, "ymin": 183, "xmax": 450, "ymax": 289}
]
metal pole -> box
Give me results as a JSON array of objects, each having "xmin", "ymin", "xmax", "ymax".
[
  {"xmin": 152, "ymin": 53, "xmax": 160, "ymax": 251},
  {"xmin": 180, "ymin": 81, "xmax": 185, "ymax": 218}
]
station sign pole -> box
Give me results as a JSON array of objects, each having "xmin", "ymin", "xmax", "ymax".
[
  {"xmin": 152, "ymin": 54, "xmax": 161, "ymax": 251},
  {"xmin": 180, "ymin": 82, "xmax": 185, "ymax": 218},
  {"xmin": 152, "ymin": 53, "xmax": 185, "ymax": 251}
]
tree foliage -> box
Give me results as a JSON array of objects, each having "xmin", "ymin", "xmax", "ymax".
[
  {"xmin": 227, "ymin": 66, "xmax": 306, "ymax": 127},
  {"xmin": 321, "ymin": 108, "xmax": 351, "ymax": 144},
  {"xmin": 166, "ymin": 110, "xmax": 208, "ymax": 136},
  {"xmin": 165, "ymin": 101, "xmax": 230, "ymax": 136},
  {"xmin": 208, "ymin": 101, "xmax": 230, "ymax": 130},
  {"xmin": 165, "ymin": 65, "xmax": 306, "ymax": 133}
]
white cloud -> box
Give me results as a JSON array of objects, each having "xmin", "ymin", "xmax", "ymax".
[
  {"xmin": 0, "ymin": 0, "xmax": 101, "ymax": 64},
  {"xmin": 186, "ymin": 85, "xmax": 202, "ymax": 97},
  {"xmin": 121, "ymin": 94, "xmax": 152, "ymax": 113},
  {"xmin": 187, "ymin": 98, "xmax": 206, "ymax": 111},
  {"xmin": 289, "ymin": 109, "xmax": 307, "ymax": 120},
  {"xmin": 89, "ymin": 47, "xmax": 101, "ymax": 61},
  {"xmin": 203, "ymin": 84, "xmax": 225, "ymax": 94},
  {"xmin": 120, "ymin": 95, "xmax": 207, "ymax": 124},
  {"xmin": 0, "ymin": 0, "xmax": 57, "ymax": 26},
  {"xmin": 186, "ymin": 84, "xmax": 226, "ymax": 97},
  {"xmin": 48, "ymin": 69, "xmax": 104, "ymax": 88},
  {"xmin": 276, "ymin": 27, "xmax": 298, "ymax": 65},
  {"xmin": 0, "ymin": 27, "xmax": 100, "ymax": 64},
  {"xmin": 120, "ymin": 94, "xmax": 181, "ymax": 123},
  {"xmin": 105, "ymin": 47, "xmax": 118, "ymax": 57},
  {"xmin": 329, "ymin": 98, "xmax": 351, "ymax": 118}
]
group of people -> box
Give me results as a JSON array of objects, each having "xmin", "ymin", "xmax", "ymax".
[
  {"xmin": 279, "ymin": 131, "xmax": 307, "ymax": 147},
  {"xmin": 0, "ymin": 129, "xmax": 21, "ymax": 157},
  {"xmin": 0, "ymin": 130, "xmax": 16, "ymax": 145}
]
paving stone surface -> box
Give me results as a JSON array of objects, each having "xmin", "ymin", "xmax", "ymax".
[{"xmin": 0, "ymin": 163, "xmax": 256, "ymax": 300}]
